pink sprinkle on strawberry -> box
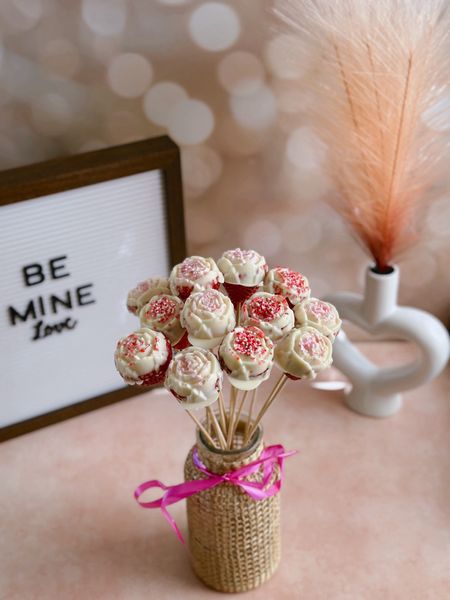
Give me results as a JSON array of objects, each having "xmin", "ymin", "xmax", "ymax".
[
  {"xmin": 121, "ymin": 334, "xmax": 149, "ymax": 357},
  {"xmin": 299, "ymin": 332, "xmax": 327, "ymax": 359},
  {"xmin": 139, "ymin": 338, "xmax": 172, "ymax": 385},
  {"xmin": 248, "ymin": 295, "xmax": 285, "ymax": 321},
  {"xmin": 136, "ymin": 281, "xmax": 150, "ymax": 293},
  {"xmin": 276, "ymin": 268, "xmax": 308, "ymax": 293},
  {"xmin": 309, "ymin": 300, "xmax": 332, "ymax": 319},
  {"xmin": 147, "ymin": 296, "xmax": 178, "ymax": 323},
  {"xmin": 225, "ymin": 249, "xmax": 257, "ymax": 263},
  {"xmin": 198, "ymin": 290, "xmax": 222, "ymax": 312},
  {"xmin": 232, "ymin": 326, "xmax": 267, "ymax": 357},
  {"xmin": 179, "ymin": 257, "xmax": 209, "ymax": 280}
]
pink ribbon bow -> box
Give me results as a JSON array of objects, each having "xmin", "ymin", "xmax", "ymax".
[{"xmin": 134, "ymin": 444, "xmax": 297, "ymax": 543}]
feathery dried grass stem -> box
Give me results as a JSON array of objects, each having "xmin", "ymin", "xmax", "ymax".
[{"xmin": 273, "ymin": 0, "xmax": 449, "ymax": 270}]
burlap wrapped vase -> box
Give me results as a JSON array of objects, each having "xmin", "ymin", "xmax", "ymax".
[{"xmin": 184, "ymin": 419, "xmax": 281, "ymax": 593}]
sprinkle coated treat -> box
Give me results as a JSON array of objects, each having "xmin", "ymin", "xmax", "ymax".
[
  {"xmin": 126, "ymin": 278, "xmax": 171, "ymax": 315},
  {"xmin": 165, "ymin": 347, "xmax": 222, "ymax": 410},
  {"xmin": 274, "ymin": 326, "xmax": 332, "ymax": 380},
  {"xmin": 114, "ymin": 328, "xmax": 172, "ymax": 385},
  {"xmin": 294, "ymin": 298, "xmax": 342, "ymax": 340},
  {"xmin": 181, "ymin": 289, "xmax": 235, "ymax": 349},
  {"xmin": 116, "ymin": 250, "xmax": 339, "ymax": 430},
  {"xmin": 139, "ymin": 294, "xmax": 185, "ymax": 346},
  {"xmin": 241, "ymin": 292, "xmax": 295, "ymax": 342},
  {"xmin": 264, "ymin": 268, "xmax": 311, "ymax": 306},
  {"xmin": 218, "ymin": 326, "xmax": 274, "ymax": 390},
  {"xmin": 169, "ymin": 256, "xmax": 223, "ymax": 300},
  {"xmin": 217, "ymin": 248, "xmax": 268, "ymax": 286}
]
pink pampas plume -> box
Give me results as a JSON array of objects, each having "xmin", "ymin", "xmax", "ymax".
[{"xmin": 273, "ymin": 0, "xmax": 450, "ymax": 271}]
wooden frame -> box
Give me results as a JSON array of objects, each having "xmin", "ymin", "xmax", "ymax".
[{"xmin": 0, "ymin": 136, "xmax": 186, "ymax": 442}]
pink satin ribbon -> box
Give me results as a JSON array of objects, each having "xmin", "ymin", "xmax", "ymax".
[{"xmin": 134, "ymin": 444, "xmax": 297, "ymax": 543}]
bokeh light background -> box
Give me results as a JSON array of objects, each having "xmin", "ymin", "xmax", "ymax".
[{"xmin": 0, "ymin": 0, "xmax": 448, "ymax": 320}]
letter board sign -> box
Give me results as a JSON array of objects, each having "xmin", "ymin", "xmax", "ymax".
[{"xmin": 0, "ymin": 136, "xmax": 185, "ymax": 441}]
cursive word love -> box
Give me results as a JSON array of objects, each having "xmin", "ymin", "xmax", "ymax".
[{"xmin": 32, "ymin": 317, "xmax": 78, "ymax": 341}]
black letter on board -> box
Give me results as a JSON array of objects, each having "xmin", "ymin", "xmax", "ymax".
[
  {"xmin": 76, "ymin": 284, "xmax": 96, "ymax": 307},
  {"xmin": 50, "ymin": 291, "xmax": 73, "ymax": 314},
  {"xmin": 49, "ymin": 256, "xmax": 70, "ymax": 280},
  {"xmin": 8, "ymin": 301, "xmax": 37, "ymax": 325},
  {"xmin": 23, "ymin": 264, "xmax": 45, "ymax": 287}
]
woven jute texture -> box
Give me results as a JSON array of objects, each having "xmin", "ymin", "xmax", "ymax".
[{"xmin": 184, "ymin": 420, "xmax": 281, "ymax": 593}]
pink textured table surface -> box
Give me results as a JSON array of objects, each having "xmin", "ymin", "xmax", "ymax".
[{"xmin": 1, "ymin": 343, "xmax": 449, "ymax": 600}]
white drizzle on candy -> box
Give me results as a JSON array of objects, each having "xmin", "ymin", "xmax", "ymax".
[
  {"xmin": 217, "ymin": 248, "xmax": 267, "ymax": 286},
  {"xmin": 140, "ymin": 294, "xmax": 185, "ymax": 345},
  {"xmin": 241, "ymin": 292, "xmax": 294, "ymax": 342},
  {"xmin": 169, "ymin": 256, "xmax": 223, "ymax": 299},
  {"xmin": 181, "ymin": 289, "xmax": 235, "ymax": 349},
  {"xmin": 114, "ymin": 328, "xmax": 171, "ymax": 385},
  {"xmin": 294, "ymin": 298, "xmax": 341, "ymax": 339},
  {"xmin": 274, "ymin": 326, "xmax": 332, "ymax": 380},
  {"xmin": 218, "ymin": 326, "xmax": 274, "ymax": 390},
  {"xmin": 165, "ymin": 347, "xmax": 222, "ymax": 410}
]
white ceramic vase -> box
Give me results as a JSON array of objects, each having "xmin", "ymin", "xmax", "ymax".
[{"xmin": 325, "ymin": 266, "xmax": 450, "ymax": 418}]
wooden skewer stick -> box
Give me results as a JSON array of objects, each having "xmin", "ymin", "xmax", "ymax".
[
  {"xmin": 227, "ymin": 386, "xmax": 238, "ymax": 449},
  {"xmin": 252, "ymin": 373, "xmax": 285, "ymax": 425},
  {"xmin": 228, "ymin": 385, "xmax": 237, "ymax": 425},
  {"xmin": 218, "ymin": 390, "xmax": 227, "ymax": 433},
  {"xmin": 244, "ymin": 388, "xmax": 257, "ymax": 439},
  {"xmin": 187, "ymin": 410, "xmax": 219, "ymax": 449},
  {"xmin": 228, "ymin": 390, "xmax": 248, "ymax": 446},
  {"xmin": 245, "ymin": 374, "xmax": 288, "ymax": 443},
  {"xmin": 244, "ymin": 374, "xmax": 289, "ymax": 445},
  {"xmin": 207, "ymin": 407, "xmax": 227, "ymax": 450},
  {"xmin": 225, "ymin": 387, "xmax": 232, "ymax": 428},
  {"xmin": 206, "ymin": 407, "xmax": 212, "ymax": 435}
]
